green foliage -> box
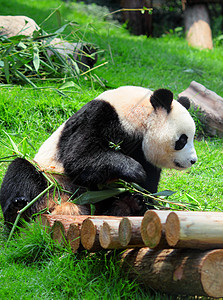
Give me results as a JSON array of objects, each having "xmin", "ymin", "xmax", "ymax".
[
  {"xmin": 4, "ymin": 220, "xmax": 65, "ymax": 264},
  {"xmin": 0, "ymin": 26, "xmax": 97, "ymax": 89},
  {"xmin": 0, "ymin": 0, "xmax": 223, "ymax": 299},
  {"xmin": 189, "ymin": 106, "xmax": 206, "ymax": 137}
]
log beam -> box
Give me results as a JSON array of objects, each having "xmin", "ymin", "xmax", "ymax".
[
  {"xmin": 121, "ymin": 247, "xmax": 223, "ymax": 298},
  {"xmin": 99, "ymin": 219, "xmax": 123, "ymax": 249},
  {"xmin": 141, "ymin": 210, "xmax": 170, "ymax": 249},
  {"xmin": 119, "ymin": 217, "xmax": 144, "ymax": 247},
  {"xmin": 166, "ymin": 211, "xmax": 223, "ymax": 249},
  {"xmin": 81, "ymin": 217, "xmax": 122, "ymax": 251}
]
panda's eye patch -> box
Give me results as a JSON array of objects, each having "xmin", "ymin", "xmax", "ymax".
[{"xmin": 175, "ymin": 134, "xmax": 188, "ymax": 150}]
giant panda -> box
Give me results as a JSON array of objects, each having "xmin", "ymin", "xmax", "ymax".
[{"xmin": 0, "ymin": 86, "xmax": 197, "ymax": 225}]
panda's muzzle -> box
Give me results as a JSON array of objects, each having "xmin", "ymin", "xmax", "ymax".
[
  {"xmin": 174, "ymin": 161, "xmax": 184, "ymax": 169},
  {"xmin": 174, "ymin": 158, "xmax": 197, "ymax": 169}
]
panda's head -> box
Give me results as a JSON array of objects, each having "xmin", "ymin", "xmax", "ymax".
[{"xmin": 143, "ymin": 88, "xmax": 197, "ymax": 170}]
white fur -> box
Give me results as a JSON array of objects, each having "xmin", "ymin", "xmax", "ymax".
[
  {"xmin": 99, "ymin": 86, "xmax": 197, "ymax": 170},
  {"xmin": 34, "ymin": 123, "xmax": 65, "ymax": 173},
  {"xmin": 142, "ymin": 100, "xmax": 197, "ymax": 169},
  {"xmin": 34, "ymin": 86, "xmax": 197, "ymax": 174},
  {"xmin": 96, "ymin": 86, "xmax": 153, "ymax": 135}
]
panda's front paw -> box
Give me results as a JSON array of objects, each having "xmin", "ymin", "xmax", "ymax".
[
  {"xmin": 9, "ymin": 197, "xmax": 29, "ymax": 212},
  {"xmin": 124, "ymin": 193, "xmax": 148, "ymax": 216},
  {"xmin": 122, "ymin": 162, "xmax": 146, "ymax": 185},
  {"xmin": 105, "ymin": 192, "xmax": 149, "ymax": 216}
]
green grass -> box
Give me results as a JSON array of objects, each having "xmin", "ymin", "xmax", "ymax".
[{"xmin": 0, "ymin": 1, "xmax": 223, "ymax": 299}]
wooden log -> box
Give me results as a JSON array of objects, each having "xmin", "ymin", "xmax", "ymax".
[
  {"xmin": 166, "ymin": 211, "xmax": 223, "ymax": 249},
  {"xmin": 38, "ymin": 214, "xmax": 89, "ymax": 231},
  {"xmin": 39, "ymin": 215, "xmax": 89, "ymax": 252},
  {"xmin": 99, "ymin": 219, "xmax": 123, "ymax": 249},
  {"xmin": 51, "ymin": 219, "xmax": 82, "ymax": 253},
  {"xmin": 81, "ymin": 217, "xmax": 122, "ymax": 251},
  {"xmin": 121, "ymin": 247, "xmax": 223, "ymax": 298},
  {"xmin": 184, "ymin": 4, "xmax": 213, "ymax": 49},
  {"xmin": 66, "ymin": 223, "xmax": 81, "ymax": 253},
  {"xmin": 51, "ymin": 220, "xmax": 70, "ymax": 244},
  {"xmin": 119, "ymin": 217, "xmax": 144, "ymax": 247},
  {"xmin": 141, "ymin": 210, "xmax": 170, "ymax": 248}
]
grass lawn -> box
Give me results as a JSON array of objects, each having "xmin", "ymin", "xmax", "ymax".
[{"xmin": 0, "ymin": 1, "xmax": 223, "ymax": 299}]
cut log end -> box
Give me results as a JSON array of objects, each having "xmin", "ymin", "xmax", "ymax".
[
  {"xmin": 80, "ymin": 218, "xmax": 97, "ymax": 250},
  {"xmin": 51, "ymin": 221, "xmax": 66, "ymax": 245},
  {"xmin": 165, "ymin": 212, "xmax": 180, "ymax": 247},
  {"xmin": 66, "ymin": 223, "xmax": 80, "ymax": 253},
  {"xmin": 99, "ymin": 222, "xmax": 112, "ymax": 249},
  {"xmin": 119, "ymin": 218, "xmax": 132, "ymax": 247},
  {"xmin": 201, "ymin": 250, "xmax": 223, "ymax": 298},
  {"xmin": 141, "ymin": 210, "xmax": 162, "ymax": 248}
]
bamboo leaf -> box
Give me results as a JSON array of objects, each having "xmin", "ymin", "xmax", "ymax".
[
  {"xmin": 151, "ymin": 190, "xmax": 176, "ymax": 197},
  {"xmin": 33, "ymin": 46, "xmax": 40, "ymax": 72},
  {"xmin": 59, "ymin": 81, "xmax": 81, "ymax": 90},
  {"xmin": 39, "ymin": 58, "xmax": 57, "ymax": 73},
  {"xmin": 74, "ymin": 188, "xmax": 127, "ymax": 205},
  {"xmin": 22, "ymin": 138, "xmax": 28, "ymax": 157},
  {"xmin": 3, "ymin": 58, "xmax": 10, "ymax": 83},
  {"xmin": 3, "ymin": 131, "xmax": 20, "ymax": 155},
  {"xmin": 13, "ymin": 69, "xmax": 37, "ymax": 88}
]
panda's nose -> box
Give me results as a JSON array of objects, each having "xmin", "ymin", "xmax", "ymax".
[{"xmin": 190, "ymin": 159, "xmax": 196, "ymax": 165}]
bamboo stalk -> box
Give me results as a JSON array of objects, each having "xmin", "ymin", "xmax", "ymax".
[
  {"xmin": 141, "ymin": 210, "xmax": 170, "ymax": 249},
  {"xmin": 7, "ymin": 182, "xmax": 55, "ymax": 244},
  {"xmin": 119, "ymin": 217, "xmax": 144, "ymax": 247},
  {"xmin": 165, "ymin": 211, "xmax": 223, "ymax": 249},
  {"xmin": 121, "ymin": 248, "xmax": 223, "ymax": 298}
]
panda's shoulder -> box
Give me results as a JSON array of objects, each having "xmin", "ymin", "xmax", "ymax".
[{"xmin": 63, "ymin": 99, "xmax": 119, "ymax": 131}]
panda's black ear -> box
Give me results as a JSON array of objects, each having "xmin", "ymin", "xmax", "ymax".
[
  {"xmin": 150, "ymin": 89, "xmax": 173, "ymax": 113},
  {"xmin": 178, "ymin": 96, "xmax": 190, "ymax": 110}
]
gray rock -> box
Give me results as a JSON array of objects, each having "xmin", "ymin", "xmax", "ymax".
[
  {"xmin": 0, "ymin": 15, "xmax": 39, "ymax": 37},
  {"xmin": 179, "ymin": 81, "xmax": 223, "ymax": 137}
]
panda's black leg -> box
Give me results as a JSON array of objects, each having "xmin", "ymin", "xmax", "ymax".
[
  {"xmin": 7, "ymin": 197, "xmax": 29, "ymax": 213},
  {"xmin": 3, "ymin": 197, "xmax": 29, "ymax": 225},
  {"xmin": 0, "ymin": 157, "xmax": 47, "ymax": 226}
]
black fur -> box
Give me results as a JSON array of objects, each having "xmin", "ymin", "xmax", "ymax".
[
  {"xmin": 1, "ymin": 97, "xmax": 162, "ymax": 223},
  {"xmin": 0, "ymin": 158, "xmax": 47, "ymax": 225},
  {"xmin": 58, "ymin": 100, "xmax": 160, "ymax": 192},
  {"xmin": 178, "ymin": 96, "xmax": 190, "ymax": 110},
  {"xmin": 150, "ymin": 89, "xmax": 173, "ymax": 113}
]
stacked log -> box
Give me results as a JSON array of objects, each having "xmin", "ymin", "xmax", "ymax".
[
  {"xmin": 121, "ymin": 247, "xmax": 223, "ymax": 298},
  {"xmin": 165, "ymin": 211, "xmax": 223, "ymax": 249},
  {"xmin": 37, "ymin": 211, "xmax": 223, "ymax": 297},
  {"xmin": 119, "ymin": 217, "xmax": 144, "ymax": 248},
  {"xmin": 140, "ymin": 210, "xmax": 169, "ymax": 249},
  {"xmin": 38, "ymin": 214, "xmax": 90, "ymax": 252},
  {"xmin": 38, "ymin": 211, "xmax": 223, "ymax": 252},
  {"xmin": 81, "ymin": 217, "xmax": 122, "ymax": 251}
]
